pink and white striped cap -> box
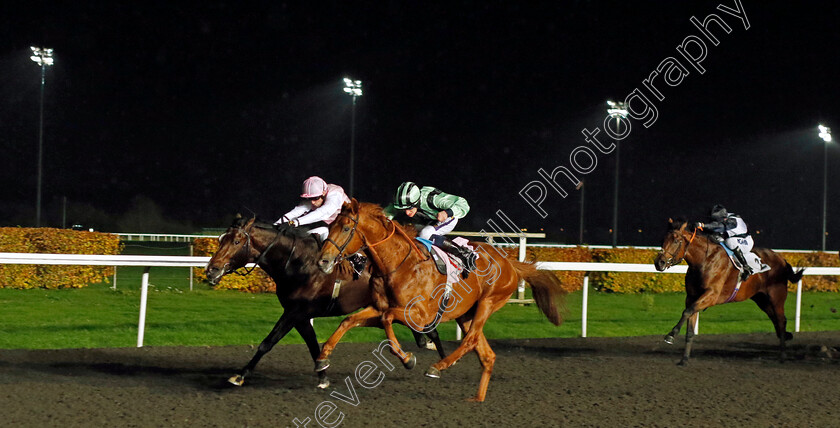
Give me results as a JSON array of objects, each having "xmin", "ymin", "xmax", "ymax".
[{"xmin": 300, "ymin": 176, "xmax": 328, "ymax": 198}]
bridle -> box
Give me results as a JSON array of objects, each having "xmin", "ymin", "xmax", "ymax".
[
  {"xmin": 217, "ymin": 223, "xmax": 284, "ymax": 277},
  {"xmin": 658, "ymin": 227, "xmax": 697, "ymax": 269},
  {"xmin": 322, "ymin": 212, "xmax": 361, "ymax": 263}
]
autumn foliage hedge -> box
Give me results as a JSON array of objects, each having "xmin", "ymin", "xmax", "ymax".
[
  {"xmin": 195, "ymin": 239, "xmax": 840, "ymax": 294},
  {"xmin": 0, "ymin": 227, "xmax": 121, "ymax": 289}
]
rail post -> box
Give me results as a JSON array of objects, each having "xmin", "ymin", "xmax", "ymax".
[{"xmin": 137, "ymin": 267, "xmax": 151, "ymax": 347}]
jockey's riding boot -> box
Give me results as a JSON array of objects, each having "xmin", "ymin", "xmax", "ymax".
[
  {"xmin": 439, "ymin": 238, "xmax": 477, "ymax": 275},
  {"xmin": 733, "ymin": 248, "xmax": 753, "ymax": 281}
]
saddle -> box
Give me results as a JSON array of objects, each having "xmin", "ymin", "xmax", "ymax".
[{"xmin": 415, "ymin": 237, "xmax": 466, "ymax": 284}]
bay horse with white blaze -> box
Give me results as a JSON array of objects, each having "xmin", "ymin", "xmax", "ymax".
[
  {"xmin": 204, "ymin": 215, "xmax": 445, "ymax": 388},
  {"xmin": 654, "ymin": 218, "xmax": 804, "ymax": 365},
  {"xmin": 315, "ymin": 200, "xmax": 567, "ymax": 402}
]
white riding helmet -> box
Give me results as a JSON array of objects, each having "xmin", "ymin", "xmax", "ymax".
[{"xmin": 301, "ymin": 176, "xmax": 328, "ymax": 198}]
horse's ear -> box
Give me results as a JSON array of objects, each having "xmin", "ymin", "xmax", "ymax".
[
  {"xmin": 678, "ymin": 221, "xmax": 687, "ymax": 231},
  {"xmin": 235, "ymin": 213, "xmax": 242, "ymax": 219},
  {"xmin": 668, "ymin": 217, "xmax": 674, "ymax": 224},
  {"xmin": 350, "ymin": 198, "xmax": 360, "ymax": 212}
]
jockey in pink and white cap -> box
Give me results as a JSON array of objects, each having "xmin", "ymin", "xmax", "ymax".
[{"xmin": 275, "ymin": 176, "xmax": 350, "ymax": 241}]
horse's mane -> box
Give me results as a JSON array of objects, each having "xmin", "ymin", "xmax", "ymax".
[
  {"xmin": 356, "ymin": 202, "xmax": 418, "ymax": 238},
  {"xmin": 231, "ymin": 215, "xmax": 318, "ymax": 242}
]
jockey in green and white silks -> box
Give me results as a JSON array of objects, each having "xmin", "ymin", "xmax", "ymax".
[{"xmin": 384, "ymin": 182, "xmax": 476, "ymax": 270}]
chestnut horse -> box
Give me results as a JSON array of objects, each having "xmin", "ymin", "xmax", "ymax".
[
  {"xmin": 315, "ymin": 200, "xmax": 566, "ymax": 402},
  {"xmin": 204, "ymin": 216, "xmax": 445, "ymax": 389},
  {"xmin": 654, "ymin": 219, "xmax": 804, "ymax": 365}
]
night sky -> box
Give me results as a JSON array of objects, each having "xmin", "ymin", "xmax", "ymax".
[{"xmin": 2, "ymin": 1, "xmax": 838, "ymax": 249}]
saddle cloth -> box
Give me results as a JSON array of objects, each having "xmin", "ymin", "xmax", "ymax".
[
  {"xmin": 719, "ymin": 243, "xmax": 770, "ymax": 274},
  {"xmin": 415, "ymin": 237, "xmax": 477, "ymax": 286}
]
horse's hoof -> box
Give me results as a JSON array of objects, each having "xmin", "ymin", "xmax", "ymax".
[
  {"xmin": 317, "ymin": 378, "xmax": 330, "ymax": 389},
  {"xmin": 424, "ymin": 342, "xmax": 437, "ymax": 351},
  {"xmin": 228, "ymin": 375, "xmax": 245, "ymax": 386},
  {"xmin": 466, "ymin": 396, "xmax": 484, "ymax": 402},
  {"xmin": 315, "ymin": 359, "xmax": 330, "ymax": 372},
  {"xmin": 663, "ymin": 335, "xmax": 675, "ymax": 345},
  {"xmin": 403, "ymin": 353, "xmax": 416, "ymax": 370},
  {"xmin": 425, "ymin": 367, "xmax": 441, "ymax": 378},
  {"xmin": 677, "ymin": 359, "xmax": 689, "ymax": 367}
]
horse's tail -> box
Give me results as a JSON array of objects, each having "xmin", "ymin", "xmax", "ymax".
[
  {"xmin": 510, "ymin": 259, "xmax": 567, "ymax": 326},
  {"xmin": 785, "ymin": 262, "xmax": 805, "ymax": 284}
]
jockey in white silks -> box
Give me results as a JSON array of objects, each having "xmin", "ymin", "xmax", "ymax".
[
  {"xmin": 275, "ymin": 176, "xmax": 349, "ymax": 242},
  {"xmin": 695, "ymin": 204, "xmax": 770, "ymax": 281}
]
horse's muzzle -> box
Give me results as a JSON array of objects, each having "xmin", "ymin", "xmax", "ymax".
[
  {"xmin": 205, "ymin": 265, "xmax": 224, "ymax": 285},
  {"xmin": 318, "ymin": 257, "xmax": 335, "ymax": 274},
  {"xmin": 653, "ymin": 253, "xmax": 669, "ymax": 272}
]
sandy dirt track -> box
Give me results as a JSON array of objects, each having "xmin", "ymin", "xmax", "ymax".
[{"xmin": 2, "ymin": 331, "xmax": 839, "ymax": 427}]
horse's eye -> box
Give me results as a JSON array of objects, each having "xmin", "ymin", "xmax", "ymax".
[
  {"xmin": 234, "ymin": 240, "xmax": 241, "ymax": 245},
  {"xmin": 343, "ymin": 226, "xmax": 351, "ymax": 232}
]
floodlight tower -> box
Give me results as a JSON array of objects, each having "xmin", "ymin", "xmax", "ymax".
[
  {"xmin": 343, "ymin": 77, "xmax": 363, "ymax": 198},
  {"xmin": 30, "ymin": 46, "xmax": 54, "ymax": 227},
  {"xmin": 607, "ymin": 100, "xmax": 628, "ymax": 247},
  {"xmin": 819, "ymin": 124, "xmax": 833, "ymax": 251}
]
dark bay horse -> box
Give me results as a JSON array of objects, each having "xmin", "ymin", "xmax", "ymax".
[
  {"xmin": 315, "ymin": 200, "xmax": 567, "ymax": 402},
  {"xmin": 204, "ymin": 216, "xmax": 445, "ymax": 388},
  {"xmin": 654, "ymin": 219, "xmax": 804, "ymax": 365}
]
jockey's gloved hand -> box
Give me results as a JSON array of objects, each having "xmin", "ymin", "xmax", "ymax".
[
  {"xmin": 288, "ymin": 219, "xmax": 299, "ymax": 227},
  {"xmin": 693, "ymin": 222, "xmax": 704, "ymax": 230}
]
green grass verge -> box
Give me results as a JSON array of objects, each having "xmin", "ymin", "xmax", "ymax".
[{"xmin": 2, "ymin": 272, "xmax": 840, "ymax": 349}]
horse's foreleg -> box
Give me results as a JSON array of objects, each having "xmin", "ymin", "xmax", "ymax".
[
  {"xmin": 664, "ymin": 306, "xmax": 693, "ymax": 345},
  {"xmin": 678, "ymin": 311, "xmax": 699, "ymax": 366},
  {"xmin": 316, "ymin": 306, "xmax": 382, "ymax": 372},
  {"xmin": 230, "ymin": 313, "xmax": 297, "ymax": 386},
  {"xmin": 294, "ymin": 319, "xmax": 330, "ymax": 389},
  {"xmin": 668, "ymin": 288, "xmax": 716, "ymax": 365},
  {"xmin": 381, "ymin": 309, "xmax": 415, "ymax": 370}
]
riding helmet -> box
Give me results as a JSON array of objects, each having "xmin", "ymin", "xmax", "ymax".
[
  {"xmin": 710, "ymin": 204, "xmax": 728, "ymax": 221},
  {"xmin": 301, "ymin": 176, "xmax": 328, "ymax": 198},
  {"xmin": 394, "ymin": 182, "xmax": 421, "ymax": 209}
]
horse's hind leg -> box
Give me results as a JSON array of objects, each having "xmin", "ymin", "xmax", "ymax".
[
  {"xmin": 751, "ymin": 290, "xmax": 789, "ymax": 362},
  {"xmin": 469, "ymin": 333, "xmax": 496, "ymax": 402},
  {"xmin": 426, "ymin": 299, "xmax": 499, "ymax": 379},
  {"xmin": 678, "ymin": 312, "xmax": 699, "ymax": 366},
  {"xmin": 425, "ymin": 328, "xmax": 447, "ymax": 360},
  {"xmin": 316, "ymin": 306, "xmax": 382, "ymax": 372},
  {"xmin": 295, "ymin": 319, "xmax": 331, "ymax": 389},
  {"xmin": 229, "ymin": 313, "xmax": 297, "ymax": 386}
]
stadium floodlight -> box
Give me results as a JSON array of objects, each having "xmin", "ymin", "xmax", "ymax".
[
  {"xmin": 343, "ymin": 78, "xmax": 363, "ymax": 97},
  {"xmin": 818, "ymin": 124, "xmax": 834, "ymax": 250},
  {"xmin": 606, "ymin": 100, "xmax": 629, "ymax": 247},
  {"xmin": 819, "ymin": 124, "xmax": 832, "ymax": 142},
  {"xmin": 30, "ymin": 46, "xmax": 55, "ymax": 227},
  {"xmin": 343, "ymin": 77, "xmax": 363, "ymax": 197}
]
